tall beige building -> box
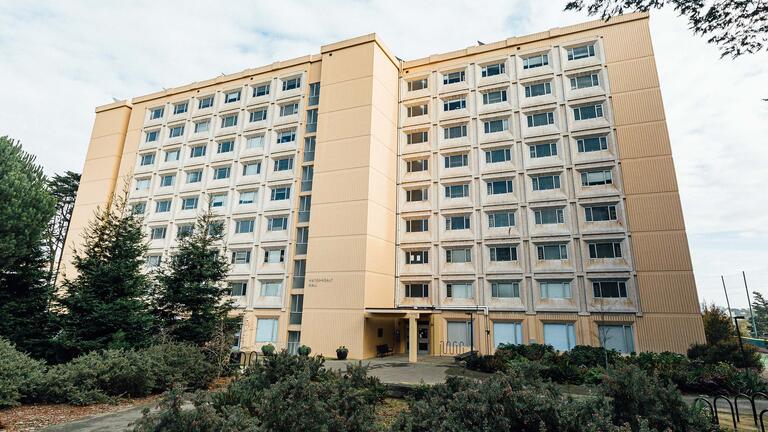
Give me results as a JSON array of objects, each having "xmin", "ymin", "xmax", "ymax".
[{"xmin": 64, "ymin": 13, "xmax": 705, "ymax": 360}]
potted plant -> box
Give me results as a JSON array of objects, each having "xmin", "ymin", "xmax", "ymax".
[
  {"xmin": 297, "ymin": 345, "xmax": 312, "ymax": 357},
  {"xmin": 336, "ymin": 346, "xmax": 349, "ymax": 360},
  {"xmin": 261, "ymin": 344, "xmax": 276, "ymax": 356}
]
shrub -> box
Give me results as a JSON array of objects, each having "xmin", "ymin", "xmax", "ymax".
[
  {"xmin": 567, "ymin": 345, "xmax": 621, "ymax": 368},
  {"xmin": 0, "ymin": 338, "xmax": 44, "ymax": 408},
  {"xmin": 297, "ymin": 345, "xmax": 312, "ymax": 357},
  {"xmin": 688, "ymin": 340, "xmax": 763, "ymax": 370},
  {"xmin": 463, "ymin": 352, "xmax": 506, "ymax": 373},
  {"xmin": 142, "ymin": 343, "xmax": 217, "ymax": 391},
  {"xmin": 261, "ymin": 344, "xmax": 276, "ymax": 356}
]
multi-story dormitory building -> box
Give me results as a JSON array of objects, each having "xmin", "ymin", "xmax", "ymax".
[{"xmin": 62, "ymin": 12, "xmax": 705, "ymax": 362}]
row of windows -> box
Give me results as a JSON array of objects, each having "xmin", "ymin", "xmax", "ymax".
[
  {"xmin": 403, "ymin": 279, "xmax": 628, "ymax": 300},
  {"xmin": 145, "ymin": 124, "xmax": 300, "ymax": 148},
  {"xmin": 145, "ymin": 111, "xmax": 306, "ymax": 144},
  {"xmin": 404, "ymin": 43, "xmax": 599, "ymax": 92}
]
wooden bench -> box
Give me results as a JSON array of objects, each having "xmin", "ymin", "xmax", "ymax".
[{"xmin": 376, "ymin": 344, "xmax": 394, "ymax": 357}]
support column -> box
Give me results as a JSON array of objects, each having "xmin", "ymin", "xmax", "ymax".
[{"xmin": 408, "ymin": 313, "xmax": 419, "ymax": 363}]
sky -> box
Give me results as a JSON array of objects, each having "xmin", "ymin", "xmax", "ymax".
[{"xmin": 1, "ymin": 0, "xmax": 766, "ymax": 308}]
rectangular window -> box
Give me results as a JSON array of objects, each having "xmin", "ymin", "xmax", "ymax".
[
  {"xmin": 169, "ymin": 125, "xmax": 184, "ymax": 138},
  {"xmin": 488, "ymin": 212, "xmax": 514, "ymax": 228},
  {"xmin": 290, "ymin": 294, "xmax": 303, "ymax": 324},
  {"xmin": 526, "ymin": 112, "xmax": 555, "ymax": 127},
  {"xmin": 194, "ymin": 120, "xmax": 210, "ymax": 133},
  {"xmin": 490, "ymin": 246, "xmax": 517, "ymax": 262},
  {"xmin": 181, "ymin": 197, "xmax": 198, "ymax": 210},
  {"xmin": 446, "ymin": 248, "xmax": 471, "ymax": 263},
  {"xmin": 276, "ymin": 129, "xmax": 296, "ymax": 144},
  {"xmin": 273, "ymin": 157, "xmax": 294, "ymax": 172},
  {"xmin": 131, "ymin": 202, "xmax": 146, "ymax": 214},
  {"xmin": 224, "ymin": 90, "xmax": 241, "ymax": 103},
  {"xmin": 593, "ymin": 281, "xmax": 628, "ymax": 298},
  {"xmin": 567, "ymin": 44, "xmax": 596, "ymax": 61},
  {"xmin": 483, "ymin": 118, "xmax": 509, "ymax": 134},
  {"xmin": 186, "ymin": 170, "xmax": 202, "ymax": 183},
  {"xmin": 444, "ymin": 184, "xmax": 469, "ymax": 199},
  {"xmin": 306, "ymin": 109, "xmax": 318, "ymax": 133},
  {"xmin": 405, "ymin": 218, "xmax": 428, "ymax": 233},
  {"xmin": 295, "ymin": 227, "xmax": 308, "ymax": 255},
  {"xmin": 213, "ymin": 166, "xmax": 231, "ymax": 180},
  {"xmin": 303, "ymin": 137, "xmax": 316, "ymax": 162},
  {"xmin": 264, "ymin": 249, "xmax": 285, "ymax": 264},
  {"xmin": 135, "ymin": 178, "xmax": 151, "ymax": 191},
  {"xmin": 279, "ymin": 102, "xmax": 299, "ymax": 117},
  {"xmin": 165, "ymin": 149, "xmax": 180, "ymax": 162},
  {"xmin": 282, "ymin": 76, "xmax": 301, "ymax": 91},
  {"xmin": 407, "ymin": 78, "xmax": 428, "ymax": 91},
  {"xmin": 585, "ymin": 205, "xmax": 617, "ymax": 222},
  {"xmin": 298, "ymin": 196, "xmax": 311, "ymax": 223},
  {"xmin": 177, "ymin": 224, "xmax": 194, "ymax": 236},
  {"xmin": 173, "ymin": 102, "xmax": 188, "ymax": 115},
  {"xmin": 243, "ymin": 161, "xmax": 261, "ymax": 176},
  {"xmin": 231, "ymin": 250, "xmax": 251, "ymax": 264},
  {"xmin": 443, "ymin": 97, "xmax": 466, "ymax": 111},
  {"xmin": 293, "ymin": 260, "xmax": 306, "ymax": 288},
  {"xmin": 150, "ymin": 226, "xmax": 167, "ymax": 240},
  {"xmin": 407, "ymin": 131, "xmax": 428, "ymax": 145},
  {"xmin": 599, "ymin": 325, "xmax": 635, "ymax": 353},
  {"xmin": 573, "ymin": 104, "xmax": 603, "ymax": 121},
  {"xmin": 139, "ymin": 153, "xmax": 155, "ymax": 166},
  {"xmin": 149, "ymin": 107, "xmax": 164, "ymax": 120},
  {"xmin": 407, "ymin": 159, "xmax": 428, "ymax": 173},
  {"xmin": 537, "ymin": 244, "xmax": 568, "ymax": 260},
  {"xmin": 232, "ymin": 329, "xmax": 241, "ymax": 349},
  {"xmin": 534, "ymin": 208, "xmax": 564, "ymax": 225},
  {"xmin": 445, "ymin": 215, "xmax": 470, "ymax": 230},
  {"xmin": 147, "ymin": 255, "xmax": 161, "ymax": 268},
  {"xmin": 145, "ymin": 130, "xmax": 159, "ymax": 142},
  {"xmin": 446, "ymin": 282, "xmax": 472, "ymax": 298},
  {"xmin": 210, "ymin": 193, "xmax": 227, "ymax": 208},
  {"xmin": 198, "ymin": 95, "xmax": 214, "ymax": 109},
  {"xmin": 443, "ymin": 124, "xmax": 467, "ymax": 139},
  {"xmin": 238, "ymin": 190, "xmax": 256, "ymax": 205},
  {"xmin": 405, "ymin": 250, "xmax": 429, "ymax": 264},
  {"xmin": 246, "ymin": 135, "xmax": 265, "ymax": 149},
  {"xmin": 541, "ymin": 281, "xmax": 572, "ymax": 299},
  {"xmin": 482, "ymin": 89, "xmax": 508, "ymax": 105},
  {"xmin": 581, "ymin": 170, "xmax": 613, "ymax": 186},
  {"xmin": 524, "ymin": 81, "xmax": 552, "ymax": 98},
  {"xmin": 160, "ymin": 174, "xmax": 175, "ymax": 187},
  {"xmin": 405, "ymin": 283, "xmax": 429, "ymax": 298},
  {"xmin": 405, "ymin": 188, "xmax": 428, "ymax": 202},
  {"xmin": 190, "ymin": 145, "xmax": 206, "ymax": 158},
  {"xmin": 267, "ymin": 216, "xmax": 288, "ymax": 231},
  {"xmin": 531, "ymin": 174, "xmax": 560, "ymax": 191},
  {"xmin": 577, "ymin": 136, "xmax": 608, "ymax": 153},
  {"xmin": 570, "ymin": 73, "xmax": 600, "ymax": 90},
  {"xmin": 308, "ymin": 82, "xmax": 320, "ymax": 106},
  {"xmin": 235, "ymin": 219, "xmax": 255, "ymax": 234},
  {"xmin": 253, "ymin": 83, "xmax": 270, "ymax": 97},
  {"xmin": 493, "ymin": 322, "xmax": 523, "ymax": 347},
  {"xmin": 485, "ymin": 148, "xmax": 512, "ymax": 163},
  {"xmin": 249, "ymin": 108, "xmax": 267, "ymax": 122},
  {"xmin": 221, "ymin": 114, "xmax": 238, "ymax": 128},
  {"xmin": 447, "ymin": 321, "xmax": 472, "ymax": 346},
  {"xmin": 588, "ymin": 242, "xmax": 623, "ymax": 259},
  {"xmin": 229, "ymin": 281, "xmax": 247, "ymax": 297},
  {"xmin": 217, "ymin": 140, "xmax": 234, "ymax": 154},
  {"xmin": 407, "ymin": 104, "xmax": 428, "ymax": 117},
  {"xmin": 486, "ymin": 179, "xmax": 514, "ymax": 195},
  {"xmin": 155, "ymin": 200, "xmax": 171, "ymax": 213},
  {"xmin": 301, "ymin": 166, "xmax": 313, "ymax": 191},
  {"xmin": 522, "ymin": 53, "xmax": 549, "ymax": 69},
  {"xmin": 270, "ymin": 186, "xmax": 291, "ymax": 201},
  {"xmin": 481, "ymin": 62, "xmax": 505, "ymax": 77},
  {"xmin": 529, "ymin": 142, "xmax": 557, "ymax": 158},
  {"xmin": 442, "ymin": 70, "xmax": 465, "ymax": 85},
  {"xmin": 491, "ymin": 282, "xmax": 520, "ymax": 298},
  {"xmin": 444, "ymin": 153, "xmax": 468, "ymax": 168},
  {"xmin": 255, "ymin": 318, "xmax": 278, "ymax": 343},
  {"xmin": 544, "ymin": 323, "xmax": 576, "ymax": 351}
]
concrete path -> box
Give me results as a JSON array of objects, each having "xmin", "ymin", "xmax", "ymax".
[
  {"xmin": 41, "ymin": 403, "xmax": 154, "ymax": 432},
  {"xmin": 324, "ymin": 354, "xmax": 477, "ymax": 385}
]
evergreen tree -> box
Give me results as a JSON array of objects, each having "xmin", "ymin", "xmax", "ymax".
[
  {"xmin": 0, "ymin": 137, "xmax": 57, "ymax": 357},
  {"xmin": 701, "ymin": 303, "xmax": 734, "ymax": 345},
  {"xmin": 44, "ymin": 171, "xmax": 81, "ymax": 286},
  {"xmin": 57, "ymin": 191, "xmax": 154, "ymax": 358},
  {"xmin": 752, "ymin": 292, "xmax": 768, "ymax": 337},
  {"xmin": 153, "ymin": 210, "xmax": 233, "ymax": 346}
]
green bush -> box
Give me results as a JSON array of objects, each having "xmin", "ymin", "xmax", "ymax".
[
  {"xmin": 297, "ymin": 345, "xmax": 312, "ymax": 357},
  {"xmin": 568, "ymin": 345, "xmax": 621, "ymax": 368},
  {"xmin": 688, "ymin": 340, "xmax": 763, "ymax": 370},
  {"xmin": 0, "ymin": 338, "xmax": 44, "ymax": 408},
  {"xmin": 261, "ymin": 343, "xmax": 276, "ymax": 356},
  {"xmin": 142, "ymin": 343, "xmax": 217, "ymax": 391}
]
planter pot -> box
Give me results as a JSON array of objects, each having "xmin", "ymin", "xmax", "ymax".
[{"xmin": 336, "ymin": 350, "xmax": 349, "ymax": 360}]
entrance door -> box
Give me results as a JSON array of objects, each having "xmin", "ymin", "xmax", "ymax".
[{"xmin": 417, "ymin": 322, "xmax": 429, "ymax": 354}]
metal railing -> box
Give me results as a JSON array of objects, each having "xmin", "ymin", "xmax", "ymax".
[
  {"xmin": 693, "ymin": 392, "xmax": 768, "ymax": 431},
  {"xmin": 439, "ymin": 340, "xmax": 468, "ymax": 355}
]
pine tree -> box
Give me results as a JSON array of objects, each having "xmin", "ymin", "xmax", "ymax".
[
  {"xmin": 752, "ymin": 292, "xmax": 768, "ymax": 337},
  {"xmin": 57, "ymin": 191, "xmax": 155, "ymax": 358},
  {"xmin": 152, "ymin": 210, "xmax": 234, "ymax": 346},
  {"xmin": 44, "ymin": 171, "xmax": 81, "ymax": 286},
  {"xmin": 0, "ymin": 136, "xmax": 57, "ymax": 358}
]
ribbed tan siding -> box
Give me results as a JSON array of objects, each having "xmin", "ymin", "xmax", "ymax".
[
  {"xmin": 621, "ymin": 157, "xmax": 679, "ymax": 195},
  {"xmin": 615, "ymin": 121, "xmax": 672, "ymax": 159},
  {"xmin": 636, "ymin": 315, "xmax": 706, "ymax": 352},
  {"xmin": 636, "ymin": 272, "xmax": 700, "ymax": 314},
  {"xmin": 632, "ymin": 231, "xmax": 693, "ymax": 272},
  {"xmin": 625, "ymin": 193, "xmax": 686, "ymax": 232},
  {"xmin": 606, "ymin": 56, "xmax": 660, "ymax": 94}
]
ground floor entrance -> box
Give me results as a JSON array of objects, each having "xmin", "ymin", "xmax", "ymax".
[{"xmin": 404, "ymin": 321, "xmax": 430, "ymax": 355}]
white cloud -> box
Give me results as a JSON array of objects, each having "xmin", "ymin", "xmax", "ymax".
[{"xmin": 1, "ymin": 0, "xmax": 766, "ymax": 307}]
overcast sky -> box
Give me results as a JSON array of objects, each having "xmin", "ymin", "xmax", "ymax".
[{"xmin": 1, "ymin": 0, "xmax": 766, "ymax": 308}]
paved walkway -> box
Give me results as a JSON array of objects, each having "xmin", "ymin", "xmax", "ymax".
[
  {"xmin": 324, "ymin": 354, "xmax": 481, "ymax": 385},
  {"xmin": 42, "ymin": 404, "xmax": 156, "ymax": 432}
]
